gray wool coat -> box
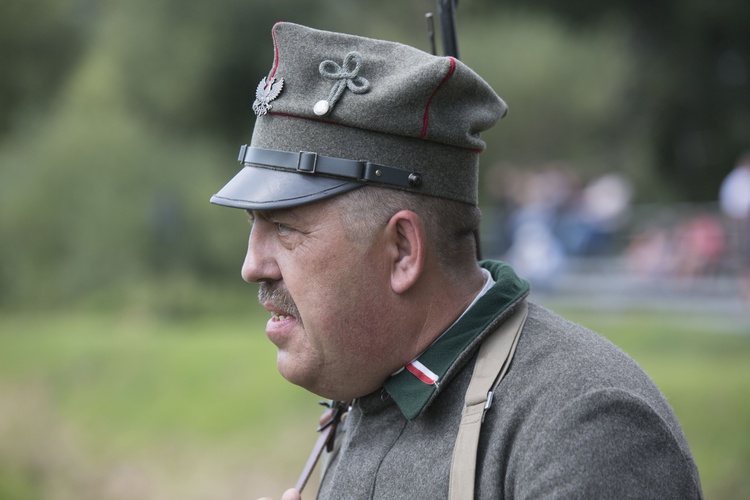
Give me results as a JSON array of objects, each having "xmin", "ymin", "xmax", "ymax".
[{"xmin": 317, "ymin": 261, "xmax": 702, "ymax": 499}]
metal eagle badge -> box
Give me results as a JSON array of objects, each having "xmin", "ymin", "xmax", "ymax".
[{"xmin": 252, "ymin": 76, "xmax": 284, "ymax": 116}]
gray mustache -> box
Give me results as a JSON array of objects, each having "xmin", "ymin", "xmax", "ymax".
[{"xmin": 258, "ymin": 281, "xmax": 301, "ymax": 322}]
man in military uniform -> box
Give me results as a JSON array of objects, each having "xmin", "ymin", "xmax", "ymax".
[{"xmin": 211, "ymin": 22, "xmax": 702, "ymax": 500}]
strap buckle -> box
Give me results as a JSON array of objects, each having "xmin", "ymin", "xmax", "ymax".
[
  {"xmin": 296, "ymin": 151, "xmax": 319, "ymax": 174},
  {"xmin": 237, "ymin": 144, "xmax": 249, "ymax": 163},
  {"xmin": 484, "ymin": 391, "xmax": 494, "ymax": 411}
]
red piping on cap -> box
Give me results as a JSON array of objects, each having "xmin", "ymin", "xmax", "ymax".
[
  {"xmin": 421, "ymin": 57, "xmax": 456, "ymax": 139},
  {"xmin": 268, "ymin": 22, "xmax": 283, "ymax": 81},
  {"xmin": 267, "ymin": 111, "xmax": 485, "ymax": 153}
]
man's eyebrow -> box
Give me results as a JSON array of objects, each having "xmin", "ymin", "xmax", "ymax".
[
  {"xmin": 245, "ymin": 209, "xmax": 273, "ymax": 218},
  {"xmin": 245, "ymin": 209, "xmax": 297, "ymax": 222}
]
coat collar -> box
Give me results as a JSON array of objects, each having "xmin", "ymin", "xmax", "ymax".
[{"xmin": 383, "ymin": 261, "xmax": 530, "ymax": 420}]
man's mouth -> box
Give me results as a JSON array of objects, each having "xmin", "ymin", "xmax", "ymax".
[
  {"xmin": 271, "ymin": 312, "xmax": 294, "ymax": 322},
  {"xmin": 259, "ymin": 281, "xmax": 301, "ymax": 326}
]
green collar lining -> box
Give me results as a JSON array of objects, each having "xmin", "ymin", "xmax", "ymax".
[{"xmin": 384, "ymin": 261, "xmax": 530, "ymax": 420}]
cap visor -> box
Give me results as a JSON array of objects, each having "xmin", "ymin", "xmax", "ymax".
[{"xmin": 210, "ymin": 165, "xmax": 362, "ymax": 210}]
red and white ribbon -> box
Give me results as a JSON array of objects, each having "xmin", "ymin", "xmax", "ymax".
[{"xmin": 406, "ymin": 360, "xmax": 439, "ymax": 386}]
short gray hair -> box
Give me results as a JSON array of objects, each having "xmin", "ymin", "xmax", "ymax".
[{"xmin": 333, "ymin": 186, "xmax": 481, "ymax": 278}]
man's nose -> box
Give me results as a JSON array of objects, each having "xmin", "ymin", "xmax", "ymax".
[{"xmin": 241, "ymin": 225, "xmax": 280, "ymax": 283}]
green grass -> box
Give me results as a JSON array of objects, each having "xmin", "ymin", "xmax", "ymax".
[
  {"xmin": 0, "ymin": 307, "xmax": 748, "ymax": 499},
  {"xmin": 0, "ymin": 307, "xmax": 323, "ymax": 499}
]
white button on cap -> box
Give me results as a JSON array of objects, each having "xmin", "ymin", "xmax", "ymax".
[{"xmin": 313, "ymin": 100, "xmax": 330, "ymax": 116}]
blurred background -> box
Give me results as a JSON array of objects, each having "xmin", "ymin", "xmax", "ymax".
[{"xmin": 0, "ymin": 0, "xmax": 748, "ymax": 498}]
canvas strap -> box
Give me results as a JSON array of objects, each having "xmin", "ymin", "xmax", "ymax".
[{"xmin": 448, "ymin": 300, "xmax": 528, "ymax": 500}]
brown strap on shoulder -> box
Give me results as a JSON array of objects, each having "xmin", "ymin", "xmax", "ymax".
[
  {"xmin": 448, "ymin": 300, "xmax": 528, "ymax": 500},
  {"xmin": 295, "ymin": 400, "xmax": 350, "ymax": 493}
]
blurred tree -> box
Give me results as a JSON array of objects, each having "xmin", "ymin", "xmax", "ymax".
[
  {"xmin": 108, "ymin": 0, "xmax": 367, "ymax": 145},
  {"xmin": 457, "ymin": 14, "xmax": 633, "ymax": 179},
  {"xmin": 0, "ymin": 0, "xmax": 428, "ymax": 308},
  {"xmin": 4, "ymin": 0, "xmax": 720, "ymax": 308},
  {"xmin": 466, "ymin": 0, "xmax": 750, "ymax": 200},
  {"xmin": 0, "ymin": 0, "xmax": 94, "ymax": 136}
]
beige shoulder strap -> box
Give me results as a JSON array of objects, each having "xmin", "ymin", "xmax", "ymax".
[{"xmin": 448, "ymin": 300, "xmax": 528, "ymax": 500}]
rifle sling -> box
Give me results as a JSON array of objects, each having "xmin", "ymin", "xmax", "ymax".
[{"xmin": 295, "ymin": 401, "xmax": 349, "ymax": 493}]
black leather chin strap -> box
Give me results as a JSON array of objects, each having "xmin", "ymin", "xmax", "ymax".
[{"xmin": 238, "ymin": 145, "xmax": 423, "ymax": 190}]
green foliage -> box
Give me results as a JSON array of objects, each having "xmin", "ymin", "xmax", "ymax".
[
  {"xmin": 476, "ymin": 0, "xmax": 750, "ymax": 200},
  {"xmin": 459, "ymin": 13, "xmax": 635, "ymax": 173},
  {"xmin": 0, "ymin": 5, "xmax": 256, "ymax": 306},
  {"xmin": 0, "ymin": 0, "xmax": 746, "ymax": 307},
  {"xmin": 0, "ymin": 3, "xmax": 640, "ymax": 307},
  {"xmin": 0, "ymin": 0, "xmax": 91, "ymax": 136},
  {"xmin": 100, "ymin": 0, "xmax": 369, "ymax": 143},
  {"xmin": 0, "ymin": 461, "xmax": 41, "ymax": 500},
  {"xmin": 0, "ymin": 88, "xmax": 247, "ymax": 306}
]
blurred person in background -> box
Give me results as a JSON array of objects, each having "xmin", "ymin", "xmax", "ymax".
[
  {"xmin": 719, "ymin": 152, "xmax": 750, "ymax": 303},
  {"xmin": 211, "ymin": 22, "xmax": 702, "ymax": 500}
]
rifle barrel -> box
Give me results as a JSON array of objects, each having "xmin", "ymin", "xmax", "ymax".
[{"xmin": 438, "ymin": 0, "xmax": 459, "ymax": 58}]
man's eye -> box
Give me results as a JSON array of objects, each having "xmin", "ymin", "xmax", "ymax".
[{"xmin": 276, "ymin": 222, "xmax": 292, "ymax": 234}]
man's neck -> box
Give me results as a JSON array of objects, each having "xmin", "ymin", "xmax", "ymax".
[{"xmin": 405, "ymin": 263, "xmax": 487, "ymax": 360}]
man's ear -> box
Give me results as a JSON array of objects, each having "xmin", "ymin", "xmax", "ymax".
[{"xmin": 385, "ymin": 210, "xmax": 426, "ymax": 294}]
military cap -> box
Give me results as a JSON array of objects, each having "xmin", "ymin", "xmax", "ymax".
[{"xmin": 210, "ymin": 22, "xmax": 507, "ymax": 210}]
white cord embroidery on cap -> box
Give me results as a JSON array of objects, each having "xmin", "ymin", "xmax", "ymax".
[{"xmin": 314, "ymin": 51, "xmax": 370, "ymax": 116}]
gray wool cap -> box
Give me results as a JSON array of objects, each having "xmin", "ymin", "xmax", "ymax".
[{"xmin": 210, "ymin": 22, "xmax": 507, "ymax": 210}]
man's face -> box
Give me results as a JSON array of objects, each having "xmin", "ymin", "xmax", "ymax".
[{"xmin": 241, "ymin": 198, "xmax": 404, "ymax": 400}]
